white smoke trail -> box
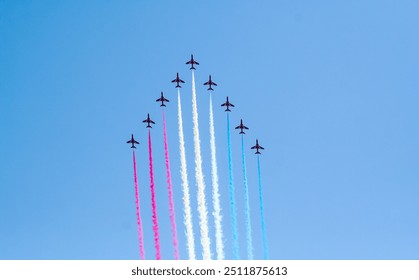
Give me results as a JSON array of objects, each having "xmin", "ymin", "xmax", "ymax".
[
  {"xmin": 191, "ymin": 70, "xmax": 212, "ymax": 260},
  {"xmin": 177, "ymin": 88, "xmax": 196, "ymax": 260},
  {"xmin": 209, "ymin": 94, "xmax": 224, "ymax": 260},
  {"xmin": 241, "ymin": 135, "xmax": 253, "ymax": 259}
]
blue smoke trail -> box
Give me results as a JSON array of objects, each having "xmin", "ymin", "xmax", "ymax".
[
  {"xmin": 227, "ymin": 113, "xmax": 239, "ymax": 259},
  {"xmin": 257, "ymin": 155, "xmax": 269, "ymax": 259},
  {"xmin": 241, "ymin": 134, "xmax": 253, "ymax": 260}
]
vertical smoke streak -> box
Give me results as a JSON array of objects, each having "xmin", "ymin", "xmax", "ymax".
[
  {"xmin": 241, "ymin": 135, "xmax": 253, "ymax": 260},
  {"xmin": 191, "ymin": 70, "xmax": 212, "ymax": 260},
  {"xmin": 227, "ymin": 113, "xmax": 239, "ymax": 259},
  {"xmin": 177, "ymin": 88, "xmax": 196, "ymax": 260},
  {"xmin": 209, "ymin": 94, "xmax": 224, "ymax": 260},
  {"xmin": 132, "ymin": 150, "xmax": 146, "ymax": 260},
  {"xmin": 162, "ymin": 109, "xmax": 180, "ymax": 260},
  {"xmin": 257, "ymin": 155, "xmax": 269, "ymax": 260},
  {"xmin": 148, "ymin": 129, "xmax": 161, "ymax": 260}
]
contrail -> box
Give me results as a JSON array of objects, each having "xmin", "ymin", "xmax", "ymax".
[
  {"xmin": 148, "ymin": 129, "xmax": 161, "ymax": 260},
  {"xmin": 162, "ymin": 109, "xmax": 179, "ymax": 260},
  {"xmin": 257, "ymin": 155, "xmax": 269, "ymax": 259},
  {"xmin": 132, "ymin": 150, "xmax": 146, "ymax": 260},
  {"xmin": 241, "ymin": 135, "xmax": 253, "ymax": 259},
  {"xmin": 209, "ymin": 94, "xmax": 224, "ymax": 260},
  {"xmin": 227, "ymin": 114, "xmax": 239, "ymax": 259},
  {"xmin": 191, "ymin": 70, "xmax": 212, "ymax": 260},
  {"xmin": 177, "ymin": 88, "xmax": 196, "ymax": 260}
]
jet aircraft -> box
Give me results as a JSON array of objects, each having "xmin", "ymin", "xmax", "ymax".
[
  {"xmin": 186, "ymin": 54, "xmax": 199, "ymax": 70},
  {"xmin": 126, "ymin": 134, "xmax": 140, "ymax": 149},
  {"xmin": 171, "ymin": 72, "xmax": 185, "ymax": 88},
  {"xmin": 203, "ymin": 75, "xmax": 217, "ymax": 91},
  {"xmin": 221, "ymin": 96, "xmax": 235, "ymax": 112},
  {"xmin": 235, "ymin": 119, "xmax": 249, "ymax": 134},
  {"xmin": 156, "ymin": 91, "xmax": 169, "ymax": 107},
  {"xmin": 251, "ymin": 139, "xmax": 264, "ymax": 154},
  {"xmin": 142, "ymin": 113, "xmax": 155, "ymax": 128}
]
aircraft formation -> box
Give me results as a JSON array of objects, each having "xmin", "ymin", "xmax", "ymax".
[{"xmin": 126, "ymin": 54, "xmax": 268, "ymax": 261}]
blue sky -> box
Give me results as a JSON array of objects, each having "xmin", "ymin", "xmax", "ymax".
[{"xmin": 1, "ymin": 0, "xmax": 418, "ymax": 259}]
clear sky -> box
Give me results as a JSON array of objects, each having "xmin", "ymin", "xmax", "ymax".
[{"xmin": 1, "ymin": 0, "xmax": 418, "ymax": 260}]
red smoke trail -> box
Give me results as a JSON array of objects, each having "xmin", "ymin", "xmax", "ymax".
[
  {"xmin": 132, "ymin": 150, "xmax": 146, "ymax": 260},
  {"xmin": 148, "ymin": 129, "xmax": 161, "ymax": 260},
  {"xmin": 162, "ymin": 110, "xmax": 180, "ymax": 259}
]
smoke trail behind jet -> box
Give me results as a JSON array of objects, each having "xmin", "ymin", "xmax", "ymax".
[
  {"xmin": 177, "ymin": 88, "xmax": 196, "ymax": 260},
  {"xmin": 227, "ymin": 113, "xmax": 239, "ymax": 259},
  {"xmin": 191, "ymin": 70, "xmax": 212, "ymax": 260},
  {"xmin": 132, "ymin": 150, "xmax": 146, "ymax": 260},
  {"xmin": 162, "ymin": 109, "xmax": 179, "ymax": 260},
  {"xmin": 257, "ymin": 155, "xmax": 269, "ymax": 259},
  {"xmin": 209, "ymin": 94, "xmax": 224, "ymax": 260},
  {"xmin": 241, "ymin": 135, "xmax": 253, "ymax": 259},
  {"xmin": 148, "ymin": 129, "xmax": 161, "ymax": 260}
]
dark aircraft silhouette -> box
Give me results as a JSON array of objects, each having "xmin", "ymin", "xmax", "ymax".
[
  {"xmin": 156, "ymin": 91, "xmax": 169, "ymax": 107},
  {"xmin": 235, "ymin": 119, "xmax": 249, "ymax": 134},
  {"xmin": 186, "ymin": 54, "xmax": 199, "ymax": 70},
  {"xmin": 127, "ymin": 134, "xmax": 140, "ymax": 149},
  {"xmin": 142, "ymin": 113, "xmax": 155, "ymax": 128},
  {"xmin": 251, "ymin": 139, "xmax": 264, "ymax": 154},
  {"xmin": 203, "ymin": 75, "xmax": 217, "ymax": 91},
  {"xmin": 221, "ymin": 96, "xmax": 235, "ymax": 112},
  {"xmin": 171, "ymin": 72, "xmax": 185, "ymax": 88}
]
